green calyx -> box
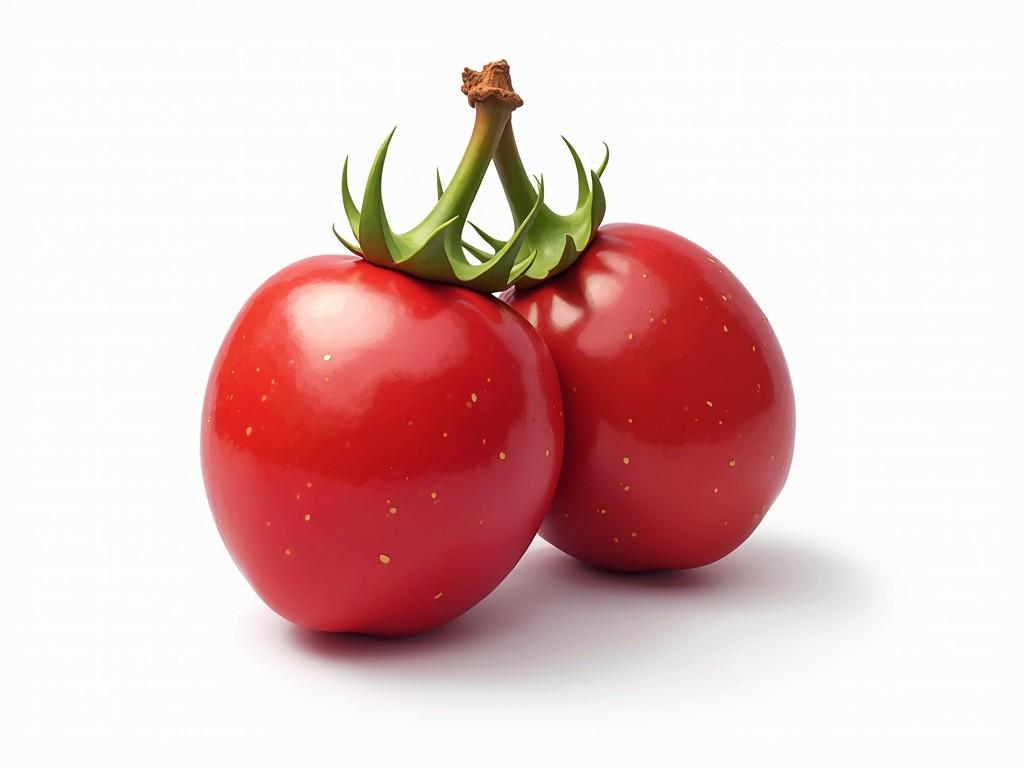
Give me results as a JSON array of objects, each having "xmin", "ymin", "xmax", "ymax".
[
  {"xmin": 472, "ymin": 123, "xmax": 608, "ymax": 289},
  {"xmin": 334, "ymin": 60, "xmax": 608, "ymax": 293}
]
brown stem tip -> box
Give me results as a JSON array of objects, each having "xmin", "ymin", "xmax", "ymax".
[{"xmin": 461, "ymin": 59, "xmax": 523, "ymax": 109}]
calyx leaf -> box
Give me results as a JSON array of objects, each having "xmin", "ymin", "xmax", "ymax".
[{"xmin": 469, "ymin": 137, "xmax": 608, "ymax": 289}]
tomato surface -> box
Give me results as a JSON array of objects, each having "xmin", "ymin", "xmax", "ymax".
[
  {"xmin": 504, "ymin": 224, "xmax": 795, "ymax": 571},
  {"xmin": 201, "ymin": 255, "xmax": 563, "ymax": 635}
]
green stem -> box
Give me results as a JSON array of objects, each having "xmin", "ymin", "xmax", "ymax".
[
  {"xmin": 493, "ymin": 121, "xmax": 540, "ymax": 225},
  {"xmin": 416, "ymin": 99, "xmax": 513, "ymax": 236}
]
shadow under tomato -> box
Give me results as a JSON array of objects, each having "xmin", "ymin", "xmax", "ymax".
[{"xmin": 283, "ymin": 533, "xmax": 872, "ymax": 690}]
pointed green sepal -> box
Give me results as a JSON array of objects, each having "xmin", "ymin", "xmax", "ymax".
[
  {"xmin": 332, "ymin": 223, "xmax": 362, "ymax": 256},
  {"xmin": 469, "ymin": 222, "xmax": 506, "ymax": 251},
  {"xmin": 597, "ymin": 142, "xmax": 610, "ymax": 178},
  {"xmin": 341, "ymin": 157, "xmax": 361, "ymax": 238}
]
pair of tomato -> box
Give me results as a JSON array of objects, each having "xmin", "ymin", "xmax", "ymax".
[{"xmin": 201, "ymin": 222, "xmax": 795, "ymax": 636}]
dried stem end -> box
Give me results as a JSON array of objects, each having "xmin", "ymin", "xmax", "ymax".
[{"xmin": 461, "ymin": 59, "xmax": 523, "ymax": 109}]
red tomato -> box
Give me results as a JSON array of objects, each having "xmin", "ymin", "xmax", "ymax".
[
  {"xmin": 201, "ymin": 255, "xmax": 563, "ymax": 635},
  {"xmin": 504, "ymin": 224, "xmax": 795, "ymax": 571}
]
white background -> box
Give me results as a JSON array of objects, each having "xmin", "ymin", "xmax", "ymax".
[{"xmin": 2, "ymin": 1, "xmax": 1022, "ymax": 764}]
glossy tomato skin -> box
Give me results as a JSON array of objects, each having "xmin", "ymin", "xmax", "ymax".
[
  {"xmin": 504, "ymin": 224, "xmax": 794, "ymax": 571},
  {"xmin": 201, "ymin": 255, "xmax": 563, "ymax": 636}
]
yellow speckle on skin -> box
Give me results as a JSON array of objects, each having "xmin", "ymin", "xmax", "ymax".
[
  {"xmin": 434, "ymin": 592, "xmax": 444, "ymax": 600},
  {"xmin": 627, "ymin": 332, "xmax": 635, "ymax": 341},
  {"xmin": 284, "ymin": 548, "xmax": 292, "ymax": 556},
  {"xmin": 482, "ymin": 437, "xmax": 488, "ymax": 445},
  {"xmin": 430, "ymin": 491, "xmax": 438, "ymax": 500},
  {"xmin": 378, "ymin": 554, "xmax": 391, "ymax": 564},
  {"xmin": 260, "ymin": 394, "xmax": 268, "ymax": 402},
  {"xmin": 612, "ymin": 537, "xmax": 620, "ymax": 544},
  {"xmin": 599, "ymin": 508, "xmax": 607, "ymax": 515},
  {"xmin": 442, "ymin": 432, "xmax": 448, "ymax": 438},
  {"xmin": 706, "ymin": 400, "xmax": 714, "ymax": 408},
  {"xmin": 622, "ymin": 456, "xmax": 631, "ymax": 465},
  {"xmin": 304, "ymin": 513, "xmax": 311, "ymax": 522},
  {"xmin": 729, "ymin": 459, "xmax": 737, "ymax": 467},
  {"xmin": 322, "ymin": 353, "xmax": 332, "ymax": 362},
  {"xmin": 470, "ymin": 392, "xmax": 478, "ymax": 403},
  {"xmin": 295, "ymin": 493, "xmax": 301, "ymax": 500},
  {"xmin": 714, "ymin": 487, "xmax": 719, "ymax": 494},
  {"xmin": 627, "ymin": 417, "xmax": 633, "ymax": 424},
  {"xmin": 498, "ymin": 451, "xmax": 507, "ymax": 461},
  {"xmin": 623, "ymin": 484, "xmax": 631, "ymax": 492},
  {"xmin": 388, "ymin": 506, "xmax": 398, "ymax": 515},
  {"xmin": 723, "ymin": 324, "xmax": 729, "ymax": 333},
  {"xmin": 245, "ymin": 426, "xmax": 253, "ymax": 436},
  {"xmin": 545, "ymin": 448, "xmax": 551, "ymax": 457}
]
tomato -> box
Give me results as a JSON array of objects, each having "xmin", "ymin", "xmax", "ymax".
[
  {"xmin": 504, "ymin": 224, "xmax": 795, "ymax": 571},
  {"xmin": 201, "ymin": 255, "xmax": 563, "ymax": 635}
]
